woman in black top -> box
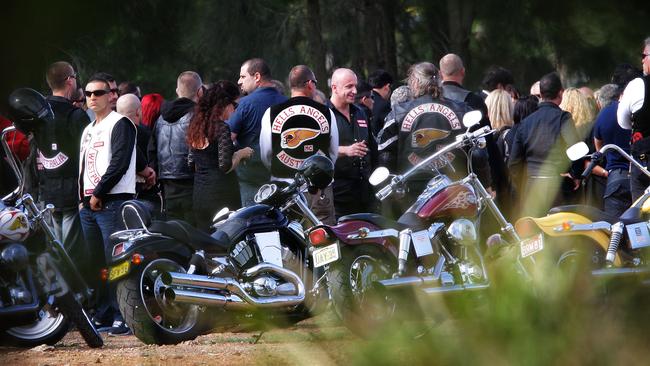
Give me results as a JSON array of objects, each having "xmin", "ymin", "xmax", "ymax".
[{"xmin": 187, "ymin": 81, "xmax": 253, "ymax": 231}]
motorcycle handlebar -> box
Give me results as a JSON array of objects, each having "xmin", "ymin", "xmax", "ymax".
[
  {"xmin": 375, "ymin": 127, "xmax": 493, "ymax": 201},
  {"xmin": 376, "ymin": 183, "xmax": 394, "ymax": 201},
  {"xmin": 581, "ymin": 152, "xmax": 602, "ymax": 179}
]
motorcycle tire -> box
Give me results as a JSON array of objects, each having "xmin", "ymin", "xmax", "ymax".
[
  {"xmin": 1, "ymin": 308, "xmax": 69, "ymax": 347},
  {"xmin": 117, "ymin": 257, "xmax": 206, "ymax": 345},
  {"xmin": 328, "ymin": 244, "xmax": 400, "ymax": 338},
  {"xmin": 56, "ymin": 292, "xmax": 103, "ymax": 348}
]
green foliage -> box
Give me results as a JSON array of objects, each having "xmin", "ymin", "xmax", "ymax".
[{"xmin": 2, "ymin": 0, "xmax": 649, "ymax": 111}]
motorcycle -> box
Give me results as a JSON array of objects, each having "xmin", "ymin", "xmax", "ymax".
[
  {"xmin": 0, "ymin": 89, "xmax": 102, "ymax": 348},
  {"xmin": 308, "ymin": 111, "xmax": 526, "ymax": 336},
  {"xmin": 107, "ymin": 155, "xmax": 333, "ymax": 345},
  {"xmin": 514, "ymin": 142, "xmax": 650, "ymax": 284}
]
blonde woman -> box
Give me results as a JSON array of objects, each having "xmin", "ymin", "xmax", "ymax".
[
  {"xmin": 560, "ymin": 87, "xmax": 603, "ymax": 208},
  {"xmin": 560, "ymin": 88, "xmax": 598, "ymax": 140},
  {"xmin": 486, "ymin": 89, "xmax": 514, "ymax": 131}
]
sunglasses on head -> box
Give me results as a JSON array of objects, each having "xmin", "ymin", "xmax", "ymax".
[{"xmin": 84, "ymin": 89, "xmax": 110, "ymax": 97}]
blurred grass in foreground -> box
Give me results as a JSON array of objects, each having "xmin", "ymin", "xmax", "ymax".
[{"xmin": 342, "ymin": 245, "xmax": 650, "ymax": 366}]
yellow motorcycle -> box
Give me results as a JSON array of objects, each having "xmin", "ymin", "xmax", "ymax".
[{"xmin": 513, "ymin": 142, "xmax": 650, "ymax": 281}]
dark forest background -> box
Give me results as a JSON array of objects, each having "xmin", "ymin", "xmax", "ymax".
[{"xmin": 1, "ymin": 0, "xmax": 649, "ymax": 113}]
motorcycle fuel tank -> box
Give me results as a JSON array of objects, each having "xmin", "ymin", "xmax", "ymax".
[{"xmin": 416, "ymin": 183, "xmax": 478, "ymax": 220}]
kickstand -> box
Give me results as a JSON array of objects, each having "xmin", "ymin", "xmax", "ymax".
[{"xmin": 252, "ymin": 330, "xmax": 265, "ymax": 344}]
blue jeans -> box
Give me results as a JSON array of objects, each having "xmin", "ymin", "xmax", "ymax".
[{"xmin": 80, "ymin": 199, "xmax": 126, "ymax": 323}]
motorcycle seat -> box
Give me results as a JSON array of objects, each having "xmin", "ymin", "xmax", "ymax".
[
  {"xmin": 548, "ymin": 205, "xmax": 620, "ymax": 224},
  {"xmin": 148, "ymin": 220, "xmax": 230, "ymax": 254},
  {"xmin": 338, "ymin": 213, "xmax": 410, "ymax": 230}
]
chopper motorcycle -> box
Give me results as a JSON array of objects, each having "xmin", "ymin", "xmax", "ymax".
[
  {"xmin": 514, "ymin": 141, "xmax": 650, "ymax": 284},
  {"xmin": 107, "ymin": 155, "xmax": 334, "ymax": 345},
  {"xmin": 0, "ymin": 89, "xmax": 102, "ymax": 348},
  {"xmin": 307, "ymin": 111, "xmax": 527, "ymax": 335}
]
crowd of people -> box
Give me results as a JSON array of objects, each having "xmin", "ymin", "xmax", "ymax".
[{"xmin": 1, "ymin": 35, "xmax": 649, "ymax": 336}]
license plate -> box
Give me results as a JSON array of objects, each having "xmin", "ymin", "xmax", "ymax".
[
  {"xmin": 520, "ymin": 233, "xmax": 544, "ymax": 258},
  {"xmin": 313, "ymin": 243, "xmax": 340, "ymax": 268},
  {"xmin": 626, "ymin": 222, "xmax": 650, "ymax": 249},
  {"xmin": 108, "ymin": 260, "xmax": 130, "ymax": 281},
  {"xmin": 411, "ymin": 229, "xmax": 434, "ymax": 257}
]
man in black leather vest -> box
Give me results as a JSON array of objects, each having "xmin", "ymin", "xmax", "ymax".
[
  {"xmin": 260, "ymin": 65, "xmax": 339, "ymax": 224},
  {"xmin": 440, "ymin": 53, "xmax": 501, "ymax": 209},
  {"xmin": 368, "ymin": 69, "xmax": 393, "ymax": 137},
  {"xmin": 148, "ymin": 71, "xmax": 202, "ymax": 223},
  {"xmin": 618, "ymin": 37, "xmax": 650, "ymax": 200},
  {"xmin": 378, "ymin": 62, "xmax": 488, "ymax": 212},
  {"xmin": 329, "ymin": 68, "xmax": 376, "ymax": 217},
  {"xmin": 40, "ymin": 61, "xmax": 90, "ymax": 263}
]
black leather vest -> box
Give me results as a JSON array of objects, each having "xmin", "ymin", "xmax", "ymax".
[
  {"xmin": 268, "ymin": 97, "xmax": 333, "ymax": 178},
  {"xmin": 396, "ymin": 96, "xmax": 468, "ymax": 173},
  {"xmin": 154, "ymin": 112, "xmax": 193, "ymax": 180},
  {"xmin": 632, "ymin": 75, "xmax": 650, "ymax": 138},
  {"xmin": 37, "ymin": 96, "xmax": 89, "ymax": 208},
  {"xmin": 332, "ymin": 103, "xmax": 371, "ymax": 179}
]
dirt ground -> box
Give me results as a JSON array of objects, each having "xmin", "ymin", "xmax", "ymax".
[{"xmin": 0, "ymin": 313, "xmax": 356, "ymax": 366}]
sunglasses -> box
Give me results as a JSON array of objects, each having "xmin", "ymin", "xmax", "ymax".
[
  {"xmin": 642, "ymin": 53, "xmax": 650, "ymax": 59},
  {"xmin": 110, "ymin": 88, "xmax": 119, "ymax": 94},
  {"xmin": 84, "ymin": 89, "xmax": 110, "ymax": 97}
]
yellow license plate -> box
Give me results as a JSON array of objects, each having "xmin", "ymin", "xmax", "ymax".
[{"xmin": 108, "ymin": 261, "xmax": 130, "ymax": 281}]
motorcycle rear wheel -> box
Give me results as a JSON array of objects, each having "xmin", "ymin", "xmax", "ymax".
[
  {"xmin": 117, "ymin": 257, "xmax": 206, "ymax": 345},
  {"xmin": 2, "ymin": 307, "xmax": 69, "ymax": 347},
  {"xmin": 328, "ymin": 245, "xmax": 402, "ymax": 337}
]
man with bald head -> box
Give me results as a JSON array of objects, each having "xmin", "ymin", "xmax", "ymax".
[
  {"xmin": 439, "ymin": 53, "xmax": 488, "ymax": 116},
  {"xmin": 149, "ymin": 71, "xmax": 202, "ymax": 222},
  {"xmin": 260, "ymin": 65, "xmax": 339, "ymax": 223},
  {"xmin": 117, "ymin": 94, "xmax": 158, "ymax": 211},
  {"xmin": 329, "ymin": 68, "xmax": 375, "ymax": 217}
]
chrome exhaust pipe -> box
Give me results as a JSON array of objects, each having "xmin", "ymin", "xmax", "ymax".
[
  {"xmin": 376, "ymin": 274, "xmax": 489, "ymax": 294},
  {"xmin": 421, "ymin": 283, "xmax": 489, "ymax": 295},
  {"xmin": 375, "ymin": 275, "xmax": 439, "ymax": 290},
  {"xmin": 592, "ymin": 267, "xmax": 650, "ymax": 278},
  {"xmin": 164, "ymin": 288, "xmax": 248, "ymax": 310},
  {"xmin": 161, "ymin": 263, "xmax": 305, "ymax": 308}
]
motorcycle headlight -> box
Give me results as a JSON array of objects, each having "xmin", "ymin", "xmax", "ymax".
[
  {"xmin": 254, "ymin": 184, "xmax": 278, "ymax": 204},
  {"xmin": 446, "ymin": 219, "xmax": 477, "ymax": 246}
]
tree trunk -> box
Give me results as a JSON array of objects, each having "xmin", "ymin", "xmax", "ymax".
[
  {"xmin": 305, "ymin": 0, "xmax": 327, "ymax": 86},
  {"xmin": 379, "ymin": 0, "xmax": 398, "ymax": 78},
  {"xmin": 446, "ymin": 0, "xmax": 475, "ymax": 62}
]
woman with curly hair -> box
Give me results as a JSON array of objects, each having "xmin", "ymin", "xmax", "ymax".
[{"xmin": 187, "ymin": 81, "xmax": 253, "ymax": 231}]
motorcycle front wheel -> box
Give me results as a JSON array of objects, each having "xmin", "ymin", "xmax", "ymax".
[
  {"xmin": 117, "ymin": 257, "xmax": 206, "ymax": 345},
  {"xmin": 2, "ymin": 307, "xmax": 68, "ymax": 347}
]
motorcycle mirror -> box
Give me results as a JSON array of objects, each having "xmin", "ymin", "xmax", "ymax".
[
  {"xmin": 212, "ymin": 207, "xmax": 230, "ymax": 223},
  {"xmin": 566, "ymin": 142, "xmax": 590, "ymax": 161},
  {"xmin": 369, "ymin": 167, "xmax": 390, "ymax": 186},
  {"xmin": 462, "ymin": 110, "xmax": 482, "ymax": 128}
]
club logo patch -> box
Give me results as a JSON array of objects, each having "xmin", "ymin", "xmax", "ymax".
[
  {"xmin": 281, "ymin": 128, "xmax": 320, "ymax": 149},
  {"xmin": 411, "ymin": 128, "xmax": 450, "ymax": 148}
]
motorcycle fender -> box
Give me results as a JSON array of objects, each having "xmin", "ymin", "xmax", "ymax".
[
  {"xmin": 515, "ymin": 213, "xmax": 620, "ymax": 265},
  {"xmin": 328, "ymin": 220, "xmax": 398, "ymax": 259},
  {"xmin": 108, "ymin": 235, "xmax": 193, "ymax": 265}
]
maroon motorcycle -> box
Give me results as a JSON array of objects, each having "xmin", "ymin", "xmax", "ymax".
[{"xmin": 308, "ymin": 111, "xmax": 524, "ymax": 335}]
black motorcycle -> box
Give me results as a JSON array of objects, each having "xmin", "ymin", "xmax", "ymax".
[
  {"xmin": 107, "ymin": 155, "xmax": 333, "ymax": 345},
  {"xmin": 0, "ymin": 89, "xmax": 102, "ymax": 348}
]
